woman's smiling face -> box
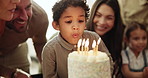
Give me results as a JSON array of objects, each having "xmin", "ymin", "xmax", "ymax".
[
  {"xmin": 93, "ymin": 4, "xmax": 115, "ymax": 36},
  {"xmin": 0, "ymin": 0, "xmax": 20, "ymax": 21}
]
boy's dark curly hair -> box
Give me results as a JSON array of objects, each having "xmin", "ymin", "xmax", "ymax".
[{"xmin": 52, "ymin": 0, "xmax": 89, "ymax": 23}]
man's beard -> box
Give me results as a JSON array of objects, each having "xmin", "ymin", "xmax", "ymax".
[{"xmin": 6, "ymin": 19, "xmax": 30, "ymax": 33}]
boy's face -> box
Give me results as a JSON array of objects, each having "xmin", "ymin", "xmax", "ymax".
[
  {"xmin": 55, "ymin": 6, "xmax": 86, "ymax": 45},
  {"xmin": 128, "ymin": 28, "xmax": 147, "ymax": 53}
]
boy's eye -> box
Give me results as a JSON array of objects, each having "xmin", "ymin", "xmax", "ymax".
[
  {"xmin": 65, "ymin": 20, "xmax": 72, "ymax": 23},
  {"xmin": 79, "ymin": 20, "xmax": 84, "ymax": 23}
]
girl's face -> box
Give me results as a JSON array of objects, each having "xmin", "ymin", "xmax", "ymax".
[
  {"xmin": 128, "ymin": 28, "xmax": 147, "ymax": 53},
  {"xmin": 0, "ymin": 0, "xmax": 20, "ymax": 21},
  {"xmin": 93, "ymin": 4, "xmax": 115, "ymax": 36},
  {"xmin": 57, "ymin": 6, "xmax": 86, "ymax": 45}
]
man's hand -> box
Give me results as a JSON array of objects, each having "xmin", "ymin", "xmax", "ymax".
[{"xmin": 13, "ymin": 69, "xmax": 32, "ymax": 78}]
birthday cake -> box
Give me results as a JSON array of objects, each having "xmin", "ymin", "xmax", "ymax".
[{"xmin": 68, "ymin": 50, "xmax": 111, "ymax": 78}]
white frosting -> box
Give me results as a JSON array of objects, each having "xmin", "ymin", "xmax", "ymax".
[
  {"xmin": 68, "ymin": 50, "xmax": 109, "ymax": 62},
  {"xmin": 68, "ymin": 50, "xmax": 111, "ymax": 78}
]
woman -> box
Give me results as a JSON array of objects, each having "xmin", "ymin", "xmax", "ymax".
[
  {"xmin": 0, "ymin": 0, "xmax": 20, "ymax": 36},
  {"xmin": 0, "ymin": 0, "xmax": 21, "ymax": 78},
  {"xmin": 87, "ymin": 0, "xmax": 124, "ymax": 77}
]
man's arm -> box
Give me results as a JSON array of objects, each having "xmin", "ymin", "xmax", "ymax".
[
  {"xmin": 0, "ymin": 65, "xmax": 31, "ymax": 78},
  {"xmin": 33, "ymin": 36, "xmax": 47, "ymax": 62},
  {"xmin": 32, "ymin": 17, "xmax": 48, "ymax": 63},
  {"xmin": 0, "ymin": 65, "xmax": 15, "ymax": 78},
  {"xmin": 31, "ymin": 1, "xmax": 49, "ymax": 63}
]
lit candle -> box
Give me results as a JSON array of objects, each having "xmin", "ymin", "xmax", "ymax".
[
  {"xmin": 96, "ymin": 38, "xmax": 101, "ymax": 52},
  {"xmin": 85, "ymin": 38, "xmax": 89, "ymax": 52},
  {"xmin": 81, "ymin": 39, "xmax": 85, "ymax": 52},
  {"xmin": 92, "ymin": 40, "xmax": 96, "ymax": 55},
  {"xmin": 84, "ymin": 38, "xmax": 89, "ymax": 55},
  {"xmin": 77, "ymin": 39, "xmax": 82, "ymax": 53}
]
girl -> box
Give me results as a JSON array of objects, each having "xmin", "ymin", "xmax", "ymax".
[{"xmin": 121, "ymin": 22, "xmax": 148, "ymax": 78}]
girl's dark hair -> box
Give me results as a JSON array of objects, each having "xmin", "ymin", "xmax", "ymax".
[
  {"xmin": 125, "ymin": 22, "xmax": 147, "ymax": 40},
  {"xmin": 52, "ymin": 0, "xmax": 89, "ymax": 22}
]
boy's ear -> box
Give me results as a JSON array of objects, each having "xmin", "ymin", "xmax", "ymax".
[{"xmin": 52, "ymin": 21, "xmax": 60, "ymax": 30}]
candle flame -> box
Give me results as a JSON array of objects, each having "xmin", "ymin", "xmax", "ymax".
[
  {"xmin": 82, "ymin": 39, "xmax": 85, "ymax": 46},
  {"xmin": 77, "ymin": 39, "xmax": 82, "ymax": 47},
  {"xmin": 97, "ymin": 38, "xmax": 101, "ymax": 45},
  {"xmin": 80, "ymin": 39, "xmax": 85, "ymax": 52},
  {"xmin": 92, "ymin": 40, "xmax": 96, "ymax": 48},
  {"xmin": 85, "ymin": 38, "xmax": 89, "ymax": 47}
]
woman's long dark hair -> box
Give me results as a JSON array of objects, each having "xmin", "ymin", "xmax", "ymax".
[{"xmin": 87, "ymin": 0, "xmax": 125, "ymax": 77}]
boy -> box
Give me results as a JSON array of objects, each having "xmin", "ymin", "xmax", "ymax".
[{"xmin": 42, "ymin": 0, "xmax": 113, "ymax": 78}]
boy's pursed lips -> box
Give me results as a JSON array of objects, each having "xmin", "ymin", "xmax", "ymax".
[{"xmin": 72, "ymin": 33, "xmax": 79, "ymax": 38}]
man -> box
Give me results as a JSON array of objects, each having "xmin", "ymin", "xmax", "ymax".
[
  {"xmin": 118, "ymin": 0, "xmax": 148, "ymax": 49},
  {"xmin": 0, "ymin": 0, "xmax": 48, "ymax": 77},
  {"xmin": 118, "ymin": 0, "xmax": 148, "ymax": 30}
]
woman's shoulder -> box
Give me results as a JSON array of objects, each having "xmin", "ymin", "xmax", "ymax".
[
  {"xmin": 82, "ymin": 30, "xmax": 101, "ymax": 46},
  {"xmin": 83, "ymin": 30, "xmax": 100, "ymax": 38}
]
